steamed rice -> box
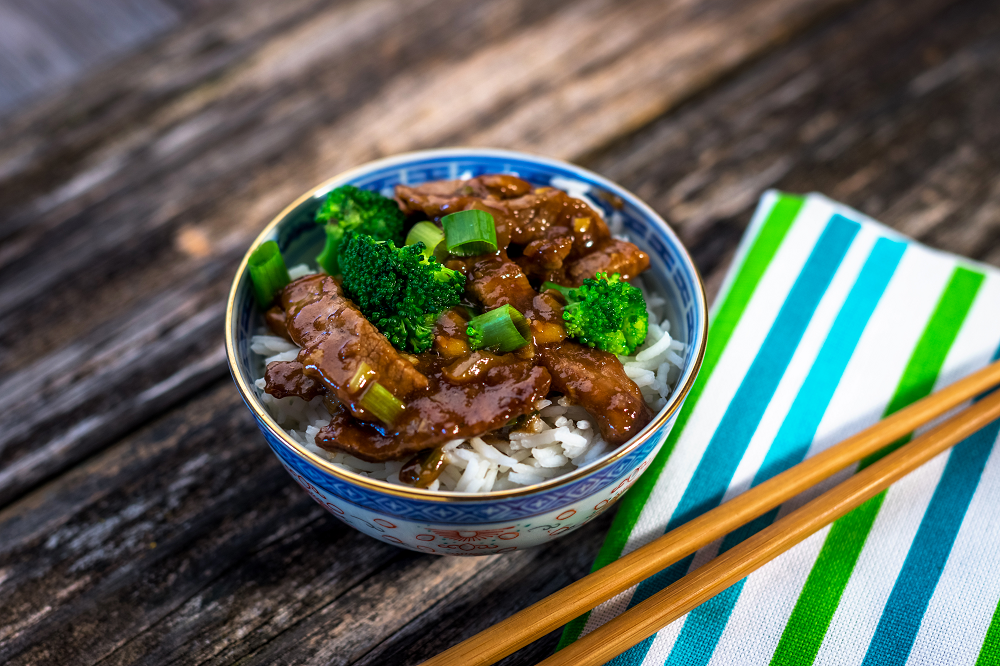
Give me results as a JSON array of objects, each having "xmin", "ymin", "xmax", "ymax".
[{"xmin": 251, "ymin": 269, "xmax": 684, "ymax": 494}]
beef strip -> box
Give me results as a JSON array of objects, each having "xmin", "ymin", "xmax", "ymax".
[
  {"xmin": 264, "ymin": 361, "xmax": 326, "ymax": 400},
  {"xmin": 395, "ymin": 174, "xmax": 531, "ymax": 218},
  {"xmin": 497, "ymin": 187, "xmax": 611, "ymax": 282},
  {"xmin": 264, "ymin": 306, "xmax": 292, "ymax": 341},
  {"xmin": 465, "ymin": 252, "xmax": 536, "ymax": 312},
  {"xmin": 565, "ymin": 239, "xmax": 650, "ymax": 286},
  {"xmin": 539, "ymin": 341, "xmax": 652, "ymax": 445},
  {"xmin": 462, "ymin": 254, "xmax": 566, "ymax": 347},
  {"xmin": 316, "ymin": 360, "xmax": 551, "ymax": 461},
  {"xmin": 396, "ymin": 175, "xmax": 622, "ymax": 283},
  {"xmin": 280, "ymin": 274, "xmax": 428, "ymax": 418}
]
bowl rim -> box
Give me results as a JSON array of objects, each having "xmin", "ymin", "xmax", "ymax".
[{"xmin": 225, "ymin": 147, "xmax": 708, "ymax": 502}]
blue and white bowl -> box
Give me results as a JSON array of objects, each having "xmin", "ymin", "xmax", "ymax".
[{"xmin": 225, "ymin": 148, "xmax": 707, "ymax": 555}]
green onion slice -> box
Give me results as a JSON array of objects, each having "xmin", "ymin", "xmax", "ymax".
[
  {"xmin": 467, "ymin": 304, "xmax": 530, "ymax": 353},
  {"xmin": 405, "ymin": 221, "xmax": 446, "ymax": 261},
  {"xmin": 360, "ymin": 381, "xmax": 406, "ymax": 426},
  {"xmin": 348, "ymin": 362, "xmax": 377, "ymax": 394},
  {"xmin": 248, "ymin": 240, "xmax": 291, "ymax": 308},
  {"xmin": 441, "ymin": 209, "xmax": 498, "ymax": 256}
]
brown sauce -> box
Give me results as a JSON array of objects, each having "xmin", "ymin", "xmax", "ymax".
[
  {"xmin": 314, "ymin": 360, "xmax": 551, "ymax": 462},
  {"xmin": 263, "ymin": 174, "xmax": 657, "ymax": 473},
  {"xmin": 263, "ymin": 361, "xmax": 325, "ymax": 400}
]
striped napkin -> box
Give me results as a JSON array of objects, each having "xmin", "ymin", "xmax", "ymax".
[{"xmin": 558, "ymin": 191, "xmax": 1000, "ymax": 666}]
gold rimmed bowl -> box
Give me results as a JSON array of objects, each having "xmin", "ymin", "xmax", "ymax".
[{"xmin": 225, "ymin": 148, "xmax": 707, "ymax": 555}]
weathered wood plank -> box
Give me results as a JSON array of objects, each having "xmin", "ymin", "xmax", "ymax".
[
  {"xmin": 346, "ymin": 521, "xmax": 611, "ymax": 666},
  {"xmin": 0, "ymin": 0, "xmax": 182, "ymax": 115},
  {"xmin": 0, "ymin": 0, "xmax": 576, "ymax": 503},
  {"xmin": 0, "ymin": 273, "xmax": 229, "ymax": 507},
  {"xmin": 591, "ymin": 0, "xmax": 1000, "ymax": 273},
  {"xmin": 0, "ymin": 377, "xmax": 612, "ymax": 666},
  {"xmin": 4, "ymin": 0, "xmax": 1000, "ymax": 665},
  {"xmin": 3, "ymin": 0, "xmax": 999, "ymax": 665},
  {"xmin": 0, "ymin": 382, "xmax": 400, "ymax": 665},
  {"xmin": 0, "ymin": 0, "xmax": 862, "ymax": 509}
]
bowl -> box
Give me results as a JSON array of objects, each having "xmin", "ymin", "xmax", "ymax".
[{"xmin": 225, "ymin": 148, "xmax": 707, "ymax": 555}]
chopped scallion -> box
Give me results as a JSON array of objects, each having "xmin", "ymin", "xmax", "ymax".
[
  {"xmin": 405, "ymin": 221, "xmax": 445, "ymax": 261},
  {"xmin": 348, "ymin": 362, "xmax": 376, "ymax": 394},
  {"xmin": 360, "ymin": 381, "xmax": 406, "ymax": 426},
  {"xmin": 248, "ymin": 241, "xmax": 291, "ymax": 308},
  {"xmin": 441, "ymin": 209, "xmax": 497, "ymax": 256},
  {"xmin": 467, "ymin": 304, "xmax": 530, "ymax": 353}
]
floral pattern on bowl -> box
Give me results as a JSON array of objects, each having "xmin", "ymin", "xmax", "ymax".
[{"xmin": 225, "ymin": 148, "xmax": 707, "ymax": 554}]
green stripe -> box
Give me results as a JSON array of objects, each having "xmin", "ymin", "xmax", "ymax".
[
  {"xmin": 771, "ymin": 266, "xmax": 985, "ymax": 666},
  {"xmin": 976, "ymin": 599, "xmax": 1000, "ymax": 666},
  {"xmin": 557, "ymin": 193, "xmax": 805, "ymax": 650}
]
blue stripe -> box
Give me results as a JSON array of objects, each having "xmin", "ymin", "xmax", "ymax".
[
  {"xmin": 663, "ymin": 237, "xmax": 907, "ymax": 666},
  {"xmin": 861, "ymin": 343, "xmax": 1000, "ymax": 666},
  {"xmin": 608, "ymin": 214, "xmax": 861, "ymax": 666}
]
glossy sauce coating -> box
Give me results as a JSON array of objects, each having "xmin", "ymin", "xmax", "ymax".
[
  {"xmin": 315, "ymin": 359, "xmax": 551, "ymax": 461},
  {"xmin": 281, "ymin": 274, "xmax": 429, "ymax": 418},
  {"xmin": 397, "ymin": 175, "xmax": 649, "ymax": 285},
  {"xmin": 539, "ymin": 341, "xmax": 652, "ymax": 445},
  {"xmin": 263, "ymin": 174, "xmax": 657, "ymax": 468},
  {"xmin": 263, "ymin": 361, "xmax": 325, "ymax": 400}
]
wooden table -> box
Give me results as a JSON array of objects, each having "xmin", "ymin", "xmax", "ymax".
[{"xmin": 2, "ymin": 0, "xmax": 998, "ymax": 663}]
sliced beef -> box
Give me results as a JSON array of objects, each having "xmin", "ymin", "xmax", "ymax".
[
  {"xmin": 264, "ymin": 306, "xmax": 292, "ymax": 341},
  {"xmin": 316, "ymin": 361, "xmax": 551, "ymax": 461},
  {"xmin": 395, "ymin": 175, "xmax": 650, "ymax": 287},
  {"xmin": 539, "ymin": 341, "xmax": 652, "ymax": 445},
  {"xmin": 469, "ymin": 174, "xmax": 534, "ymax": 198},
  {"xmin": 462, "ymin": 254, "xmax": 566, "ymax": 346},
  {"xmin": 395, "ymin": 174, "xmax": 531, "ymax": 216},
  {"xmin": 395, "ymin": 184, "xmax": 516, "ymax": 244},
  {"xmin": 280, "ymin": 275, "xmax": 428, "ymax": 417},
  {"xmin": 264, "ymin": 361, "xmax": 326, "ymax": 400},
  {"xmin": 316, "ymin": 405, "xmax": 399, "ymax": 462},
  {"xmin": 565, "ymin": 239, "xmax": 650, "ymax": 286},
  {"xmin": 497, "ymin": 187, "xmax": 611, "ymax": 268},
  {"xmin": 465, "ymin": 252, "xmax": 536, "ymax": 312}
]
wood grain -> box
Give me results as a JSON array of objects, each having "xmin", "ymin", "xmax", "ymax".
[
  {"xmin": 0, "ymin": 0, "xmax": 998, "ymax": 664},
  {"xmin": 0, "ymin": 0, "xmax": 187, "ymax": 114},
  {"xmin": 0, "ymin": 0, "xmax": 859, "ymax": 509}
]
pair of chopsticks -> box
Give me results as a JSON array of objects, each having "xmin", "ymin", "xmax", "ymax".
[{"xmin": 420, "ymin": 359, "xmax": 1000, "ymax": 666}]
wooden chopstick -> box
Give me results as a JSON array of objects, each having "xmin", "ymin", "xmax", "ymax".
[
  {"xmin": 419, "ymin": 359, "xmax": 1000, "ymax": 666},
  {"xmin": 541, "ymin": 385, "xmax": 1000, "ymax": 666}
]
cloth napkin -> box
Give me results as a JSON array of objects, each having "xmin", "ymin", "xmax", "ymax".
[{"xmin": 558, "ymin": 191, "xmax": 1000, "ymax": 666}]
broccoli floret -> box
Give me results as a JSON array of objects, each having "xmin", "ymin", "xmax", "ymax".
[
  {"xmin": 314, "ymin": 185, "xmax": 405, "ymax": 275},
  {"xmin": 340, "ymin": 234, "xmax": 466, "ymax": 353},
  {"xmin": 543, "ymin": 273, "xmax": 649, "ymax": 355},
  {"xmin": 466, "ymin": 325, "xmax": 484, "ymax": 351}
]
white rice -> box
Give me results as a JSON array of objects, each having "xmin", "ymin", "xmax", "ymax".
[{"xmin": 253, "ymin": 262, "xmax": 684, "ymax": 493}]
